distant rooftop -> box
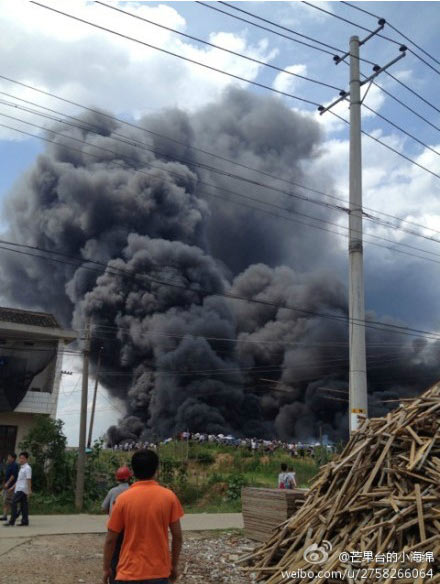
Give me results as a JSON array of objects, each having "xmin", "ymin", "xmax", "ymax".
[{"xmin": 0, "ymin": 306, "xmax": 61, "ymax": 329}]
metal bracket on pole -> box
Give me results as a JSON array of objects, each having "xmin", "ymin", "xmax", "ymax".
[
  {"xmin": 360, "ymin": 49, "xmax": 407, "ymax": 86},
  {"xmin": 318, "ymin": 49, "xmax": 407, "ymax": 116},
  {"xmin": 332, "ymin": 20, "xmax": 385, "ymax": 66}
]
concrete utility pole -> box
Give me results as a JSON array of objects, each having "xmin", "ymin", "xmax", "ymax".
[
  {"xmin": 347, "ymin": 36, "xmax": 368, "ymax": 433},
  {"xmin": 318, "ymin": 22, "xmax": 406, "ymax": 432},
  {"xmin": 87, "ymin": 346, "xmax": 103, "ymax": 449},
  {"xmin": 75, "ymin": 317, "xmax": 91, "ymax": 511}
]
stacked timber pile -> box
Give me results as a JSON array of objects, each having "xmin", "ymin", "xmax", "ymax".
[
  {"xmin": 242, "ymin": 487, "xmax": 309, "ymax": 542},
  {"xmin": 242, "ymin": 383, "xmax": 440, "ymax": 583}
]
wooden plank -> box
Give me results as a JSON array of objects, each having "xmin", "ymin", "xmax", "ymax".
[{"xmin": 414, "ymin": 483, "xmax": 427, "ymax": 541}]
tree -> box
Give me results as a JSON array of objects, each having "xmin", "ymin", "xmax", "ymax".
[{"xmin": 20, "ymin": 415, "xmax": 72, "ymax": 493}]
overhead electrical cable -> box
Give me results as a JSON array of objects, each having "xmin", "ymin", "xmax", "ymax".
[
  {"xmin": 2, "ymin": 114, "xmax": 440, "ymax": 266},
  {"xmin": 385, "ymin": 71, "xmax": 440, "ymax": 116},
  {"xmin": 100, "ymin": 4, "xmax": 440, "ymax": 178},
  {"xmin": 29, "ymin": 1, "xmax": 320, "ymax": 108},
  {"xmin": 2, "ymin": 81, "xmax": 439, "ymax": 244},
  {"xmin": 215, "ymin": 2, "xmax": 440, "ymax": 158},
  {"xmin": 29, "ymin": 1, "xmax": 440, "ymax": 184},
  {"xmin": 370, "ymin": 80, "xmax": 440, "ymax": 135},
  {"xmin": 341, "ymin": 1, "xmax": 440, "ymax": 72},
  {"xmin": 96, "ymin": 1, "xmax": 342, "ymax": 92},
  {"xmin": 198, "ymin": 0, "xmax": 376, "ymax": 66},
  {"xmin": 362, "ymin": 104, "xmax": 440, "ymax": 158},
  {"xmin": 0, "ymin": 224, "xmax": 440, "ymax": 343},
  {"xmin": 328, "ymin": 111, "xmax": 440, "ymax": 182},
  {"xmin": 0, "ymin": 101, "xmax": 349, "ymax": 216},
  {"xmin": 196, "ymin": 1, "xmax": 337, "ymax": 57},
  {"xmin": 303, "ymin": 0, "xmax": 440, "ymax": 79}
]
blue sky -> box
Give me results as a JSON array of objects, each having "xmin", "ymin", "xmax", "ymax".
[{"xmin": 0, "ymin": 1, "xmax": 439, "ymax": 443}]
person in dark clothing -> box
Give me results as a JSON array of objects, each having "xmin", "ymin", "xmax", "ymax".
[
  {"xmin": 4, "ymin": 452, "xmax": 32, "ymax": 527},
  {"xmin": 1, "ymin": 453, "xmax": 19, "ymax": 521}
]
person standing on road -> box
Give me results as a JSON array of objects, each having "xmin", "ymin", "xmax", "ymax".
[
  {"xmin": 1, "ymin": 453, "xmax": 19, "ymax": 521},
  {"xmin": 4, "ymin": 452, "xmax": 32, "ymax": 527},
  {"xmin": 102, "ymin": 466, "xmax": 133, "ymax": 514},
  {"xmin": 103, "ymin": 449, "xmax": 184, "ymax": 584},
  {"xmin": 102, "ymin": 466, "xmax": 133, "ymax": 584}
]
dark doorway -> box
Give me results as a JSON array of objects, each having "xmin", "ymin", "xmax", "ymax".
[{"xmin": 0, "ymin": 425, "xmax": 17, "ymax": 461}]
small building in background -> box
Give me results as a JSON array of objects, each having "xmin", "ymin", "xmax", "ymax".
[{"xmin": 0, "ymin": 306, "xmax": 76, "ymax": 459}]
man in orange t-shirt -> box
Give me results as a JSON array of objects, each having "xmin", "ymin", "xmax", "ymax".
[{"xmin": 103, "ymin": 449, "xmax": 184, "ymax": 584}]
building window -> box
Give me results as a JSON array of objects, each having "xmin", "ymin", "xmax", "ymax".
[{"xmin": 0, "ymin": 425, "xmax": 17, "ymax": 462}]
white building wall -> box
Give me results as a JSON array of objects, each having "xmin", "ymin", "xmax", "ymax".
[{"xmin": 14, "ymin": 340, "xmax": 60, "ymax": 415}]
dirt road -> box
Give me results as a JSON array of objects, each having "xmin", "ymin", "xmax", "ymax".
[{"xmin": 1, "ymin": 531, "xmax": 256, "ymax": 584}]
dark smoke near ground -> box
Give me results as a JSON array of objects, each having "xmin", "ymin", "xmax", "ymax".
[{"xmin": 1, "ymin": 87, "xmax": 439, "ymax": 442}]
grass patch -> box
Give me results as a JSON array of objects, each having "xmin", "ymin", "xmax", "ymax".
[{"xmin": 30, "ymin": 441, "xmax": 325, "ymax": 514}]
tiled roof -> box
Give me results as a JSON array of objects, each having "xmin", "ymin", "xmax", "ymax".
[{"xmin": 0, "ymin": 306, "xmax": 60, "ymax": 328}]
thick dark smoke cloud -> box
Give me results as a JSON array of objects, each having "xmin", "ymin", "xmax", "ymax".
[{"xmin": 1, "ymin": 87, "xmax": 438, "ymax": 442}]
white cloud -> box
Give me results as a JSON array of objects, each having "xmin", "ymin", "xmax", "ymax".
[
  {"xmin": 272, "ymin": 63, "xmax": 307, "ymax": 94},
  {"xmin": 310, "ymin": 126, "xmax": 440, "ymax": 252},
  {"xmin": 0, "ymin": 0, "xmax": 277, "ymax": 140},
  {"xmin": 56, "ymin": 354, "xmax": 124, "ymax": 446}
]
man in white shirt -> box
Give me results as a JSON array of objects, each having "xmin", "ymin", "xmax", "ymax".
[{"xmin": 4, "ymin": 451, "xmax": 32, "ymax": 527}]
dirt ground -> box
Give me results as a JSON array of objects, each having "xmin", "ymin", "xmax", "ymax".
[{"xmin": 1, "ymin": 531, "xmax": 256, "ymax": 584}]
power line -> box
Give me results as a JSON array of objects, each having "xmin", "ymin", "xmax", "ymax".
[
  {"xmin": 196, "ymin": 1, "xmax": 336, "ymax": 58},
  {"xmin": 0, "ymin": 100, "xmax": 348, "ymax": 217},
  {"xmin": 199, "ymin": 1, "xmax": 376, "ymax": 66},
  {"xmin": 3, "ymin": 112, "xmax": 440, "ymax": 272},
  {"xmin": 25, "ymin": 3, "xmax": 440, "ymax": 185},
  {"xmin": 3, "ymin": 112, "xmax": 440, "ymax": 269},
  {"xmin": 328, "ymin": 110, "xmax": 440, "ymax": 182},
  {"xmin": 341, "ymin": 1, "xmax": 440, "ymax": 70},
  {"xmin": 1, "ymin": 228, "xmax": 440, "ymax": 344},
  {"xmin": 303, "ymin": 0, "xmax": 440, "ymax": 80},
  {"xmin": 2, "ymin": 81, "xmax": 440, "ymax": 245},
  {"xmin": 29, "ymin": 1, "xmax": 320, "ymax": 108},
  {"xmin": 0, "ymin": 78, "xmax": 359, "ymax": 213},
  {"xmin": 385, "ymin": 70, "xmax": 440, "ymax": 116},
  {"xmin": 0, "ymin": 74, "xmax": 325, "ymax": 196},
  {"xmin": 93, "ymin": 325, "xmax": 419, "ymax": 349},
  {"xmin": 205, "ymin": 1, "xmax": 440, "ymax": 178},
  {"xmin": 371, "ymin": 79, "xmax": 440, "ymax": 136},
  {"xmin": 96, "ymin": 1, "xmax": 342, "ymax": 93},
  {"xmin": 217, "ymin": 1, "xmax": 345, "ymax": 54},
  {"xmin": 362, "ymin": 104, "xmax": 440, "ymax": 158},
  {"xmin": 302, "ymin": 1, "xmax": 376, "ymax": 35}
]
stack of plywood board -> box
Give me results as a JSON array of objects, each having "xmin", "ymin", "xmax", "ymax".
[
  {"xmin": 241, "ymin": 382, "xmax": 440, "ymax": 583},
  {"xmin": 242, "ymin": 487, "xmax": 309, "ymax": 542}
]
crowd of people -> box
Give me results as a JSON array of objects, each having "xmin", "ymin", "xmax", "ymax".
[{"xmin": 110, "ymin": 432, "xmax": 333, "ymax": 457}]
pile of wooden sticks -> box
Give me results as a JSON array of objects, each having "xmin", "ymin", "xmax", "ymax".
[{"xmin": 241, "ymin": 383, "xmax": 440, "ymax": 583}]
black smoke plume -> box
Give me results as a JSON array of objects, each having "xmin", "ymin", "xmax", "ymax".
[{"xmin": 1, "ymin": 88, "xmax": 438, "ymax": 442}]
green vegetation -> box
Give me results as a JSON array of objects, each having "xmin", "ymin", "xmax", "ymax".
[{"xmin": 18, "ymin": 417, "xmax": 329, "ymax": 514}]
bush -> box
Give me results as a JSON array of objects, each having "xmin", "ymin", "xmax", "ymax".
[
  {"xmin": 194, "ymin": 452, "xmax": 215, "ymax": 465},
  {"xmin": 19, "ymin": 415, "xmax": 69, "ymax": 494},
  {"xmin": 312, "ymin": 446, "xmax": 334, "ymax": 468},
  {"xmin": 226, "ymin": 473, "xmax": 248, "ymax": 501}
]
